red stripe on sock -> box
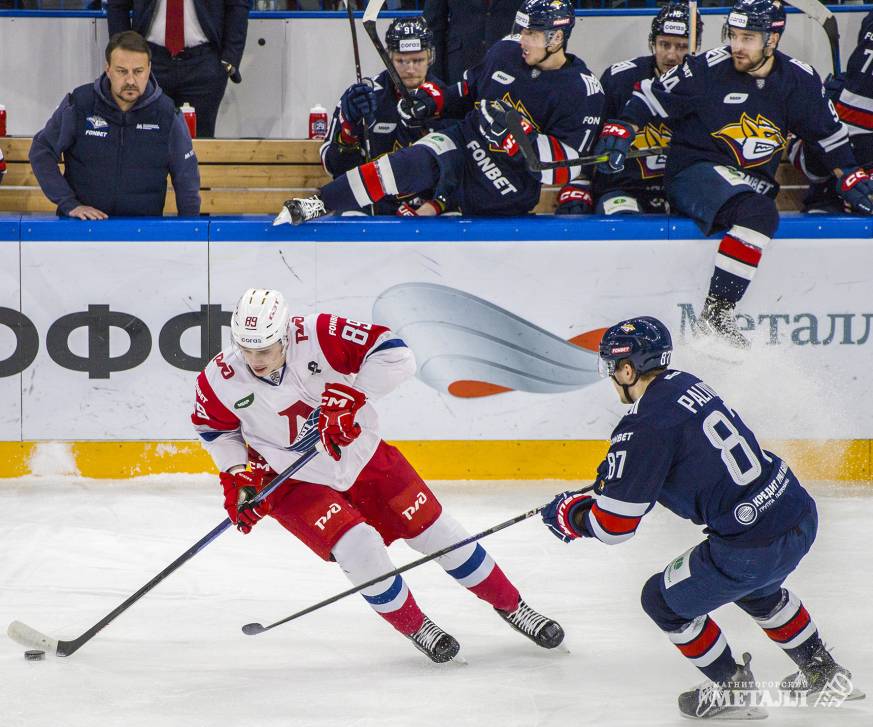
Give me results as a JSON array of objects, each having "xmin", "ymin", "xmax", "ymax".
[
  {"xmin": 467, "ymin": 565, "xmax": 520, "ymax": 613},
  {"xmin": 358, "ymin": 161, "xmax": 386, "ymax": 203},
  {"xmin": 377, "ymin": 591, "xmax": 425, "ymax": 636},
  {"xmin": 766, "ymin": 606, "xmax": 811, "ymax": 643},
  {"xmin": 677, "ymin": 617, "xmax": 721, "ymax": 659},
  {"xmin": 719, "ymin": 235, "xmax": 762, "ymax": 266}
]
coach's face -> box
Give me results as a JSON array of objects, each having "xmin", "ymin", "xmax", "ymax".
[{"xmin": 106, "ymin": 48, "xmax": 151, "ymax": 110}]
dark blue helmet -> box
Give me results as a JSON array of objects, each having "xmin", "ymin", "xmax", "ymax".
[
  {"xmin": 724, "ymin": 0, "xmax": 786, "ymax": 38},
  {"xmin": 514, "ymin": 0, "xmax": 576, "ymax": 47},
  {"xmin": 598, "ymin": 317, "xmax": 673, "ymax": 378},
  {"xmin": 386, "ymin": 16, "xmax": 434, "ymax": 54},
  {"xmin": 650, "ymin": 3, "xmax": 704, "ymax": 52}
]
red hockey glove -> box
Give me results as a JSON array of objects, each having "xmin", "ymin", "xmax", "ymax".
[
  {"xmin": 541, "ymin": 490, "xmax": 595, "ymax": 543},
  {"xmin": 318, "ymin": 383, "xmax": 367, "ymax": 461},
  {"xmin": 554, "ymin": 181, "xmax": 593, "ymax": 215},
  {"xmin": 220, "ymin": 469, "xmax": 270, "ymax": 534}
]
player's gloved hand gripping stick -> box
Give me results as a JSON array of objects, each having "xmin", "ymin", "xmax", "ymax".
[
  {"xmin": 503, "ymin": 108, "xmax": 667, "ymax": 173},
  {"xmin": 7, "ymin": 410, "xmax": 325, "ymax": 658},
  {"xmin": 241, "ymin": 479, "xmax": 604, "ymax": 636}
]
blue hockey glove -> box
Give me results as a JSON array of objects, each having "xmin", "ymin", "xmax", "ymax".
[
  {"xmin": 541, "ymin": 490, "xmax": 595, "ymax": 543},
  {"xmin": 836, "ymin": 167, "xmax": 873, "ymax": 215},
  {"xmin": 823, "ymin": 72, "xmax": 845, "ymax": 102},
  {"xmin": 594, "ymin": 120, "xmax": 636, "ymax": 175},
  {"xmin": 554, "ymin": 181, "xmax": 593, "ymax": 215},
  {"xmin": 340, "ymin": 81, "xmax": 377, "ymax": 126},
  {"xmin": 397, "ymin": 81, "xmax": 445, "ymax": 128}
]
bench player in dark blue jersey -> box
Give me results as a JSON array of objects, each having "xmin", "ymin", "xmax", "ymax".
[
  {"xmin": 593, "ymin": 3, "xmax": 703, "ymax": 215},
  {"xmin": 542, "ymin": 317, "xmax": 864, "ymax": 719},
  {"xmin": 319, "ymin": 17, "xmax": 457, "ymax": 216},
  {"xmin": 789, "ymin": 11, "xmax": 873, "ymax": 212},
  {"xmin": 593, "ymin": 0, "xmax": 873, "ymax": 349},
  {"xmin": 273, "ymin": 0, "xmax": 603, "ymax": 224}
]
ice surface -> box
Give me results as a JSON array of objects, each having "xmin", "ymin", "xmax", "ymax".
[{"xmin": 2, "ymin": 477, "xmax": 871, "ymax": 727}]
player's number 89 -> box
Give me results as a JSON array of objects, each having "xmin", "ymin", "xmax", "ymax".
[
  {"xmin": 702, "ymin": 410, "xmax": 762, "ymax": 486},
  {"xmin": 341, "ymin": 320, "xmax": 372, "ymax": 345}
]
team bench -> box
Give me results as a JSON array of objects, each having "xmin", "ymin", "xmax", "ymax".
[{"xmin": 0, "ymin": 137, "xmax": 807, "ymax": 215}]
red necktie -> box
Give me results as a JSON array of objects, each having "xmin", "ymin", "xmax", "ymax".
[{"xmin": 165, "ymin": 0, "xmax": 184, "ymax": 57}]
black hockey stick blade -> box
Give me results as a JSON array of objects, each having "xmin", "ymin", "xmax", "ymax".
[
  {"xmin": 241, "ymin": 481, "xmax": 600, "ymax": 637},
  {"xmin": 8, "ymin": 443, "xmax": 321, "ymax": 657}
]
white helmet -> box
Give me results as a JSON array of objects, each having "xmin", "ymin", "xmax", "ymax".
[{"xmin": 231, "ymin": 288, "xmax": 290, "ymax": 350}]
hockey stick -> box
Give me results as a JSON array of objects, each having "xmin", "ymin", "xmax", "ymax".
[
  {"xmin": 344, "ymin": 0, "xmax": 375, "ymax": 215},
  {"xmin": 241, "ymin": 481, "xmax": 600, "ymax": 636},
  {"xmin": 688, "ymin": 1, "xmax": 698, "ymax": 56},
  {"xmin": 362, "ymin": 0, "xmax": 414, "ymax": 102},
  {"xmin": 786, "ymin": 0, "xmax": 840, "ymax": 75},
  {"xmin": 7, "ymin": 417, "xmax": 324, "ymax": 657},
  {"xmin": 504, "ymin": 108, "xmax": 668, "ymax": 172}
]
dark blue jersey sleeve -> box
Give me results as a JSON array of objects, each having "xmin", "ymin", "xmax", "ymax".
[{"xmin": 580, "ymin": 421, "xmax": 673, "ymax": 545}]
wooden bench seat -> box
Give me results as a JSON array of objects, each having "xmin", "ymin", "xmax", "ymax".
[{"xmin": 0, "ymin": 136, "xmax": 808, "ymax": 216}]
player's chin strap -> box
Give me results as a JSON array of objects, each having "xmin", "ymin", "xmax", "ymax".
[
  {"xmin": 746, "ymin": 34, "xmax": 776, "ymax": 73},
  {"xmin": 611, "ymin": 366, "xmax": 642, "ymax": 403}
]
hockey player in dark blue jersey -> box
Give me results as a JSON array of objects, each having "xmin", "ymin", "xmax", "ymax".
[
  {"xmin": 319, "ymin": 17, "xmax": 454, "ymax": 216},
  {"xmin": 542, "ymin": 316, "xmax": 865, "ymax": 719},
  {"xmin": 789, "ymin": 10, "xmax": 873, "ymax": 212},
  {"xmin": 592, "ymin": 0, "xmax": 873, "ymax": 349},
  {"xmin": 273, "ymin": 0, "xmax": 603, "ymax": 224},
  {"xmin": 593, "ymin": 3, "xmax": 703, "ymax": 215}
]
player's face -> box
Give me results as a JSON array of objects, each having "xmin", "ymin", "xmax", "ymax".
[
  {"xmin": 609, "ymin": 362, "xmax": 636, "ymax": 404},
  {"xmin": 392, "ymin": 50, "xmax": 430, "ymax": 89},
  {"xmin": 519, "ymin": 28, "xmax": 560, "ymax": 66},
  {"xmin": 240, "ymin": 341, "xmax": 286, "ymax": 378},
  {"xmin": 653, "ymin": 35, "xmax": 690, "ymax": 75},
  {"xmin": 105, "ymin": 49, "xmax": 150, "ymax": 109},
  {"xmin": 727, "ymin": 28, "xmax": 769, "ymax": 71}
]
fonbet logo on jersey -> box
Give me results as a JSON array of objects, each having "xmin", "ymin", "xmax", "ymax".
[{"xmin": 712, "ymin": 112, "xmax": 786, "ymax": 168}]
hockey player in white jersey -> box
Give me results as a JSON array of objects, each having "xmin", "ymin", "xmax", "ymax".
[{"xmin": 192, "ymin": 288, "xmax": 564, "ymax": 662}]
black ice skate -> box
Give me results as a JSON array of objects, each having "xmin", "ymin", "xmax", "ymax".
[
  {"xmin": 407, "ymin": 616, "xmax": 460, "ymax": 664},
  {"xmin": 495, "ymin": 598, "xmax": 565, "ymax": 649},
  {"xmin": 780, "ymin": 643, "xmax": 865, "ymax": 703},
  {"xmin": 272, "ymin": 196, "xmax": 328, "ymax": 226},
  {"xmin": 678, "ymin": 652, "xmax": 767, "ymax": 720},
  {"xmin": 697, "ymin": 295, "xmax": 751, "ymax": 349}
]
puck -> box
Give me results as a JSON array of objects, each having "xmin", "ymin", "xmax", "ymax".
[{"xmin": 24, "ymin": 649, "xmax": 45, "ymax": 661}]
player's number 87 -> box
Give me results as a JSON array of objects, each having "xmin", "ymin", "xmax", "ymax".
[{"xmin": 702, "ymin": 410, "xmax": 762, "ymax": 486}]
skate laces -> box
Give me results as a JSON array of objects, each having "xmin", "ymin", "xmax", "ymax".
[
  {"xmin": 295, "ymin": 196, "xmax": 325, "ymax": 219},
  {"xmin": 504, "ymin": 600, "xmax": 549, "ymax": 636},
  {"xmin": 412, "ymin": 618, "xmax": 445, "ymax": 651}
]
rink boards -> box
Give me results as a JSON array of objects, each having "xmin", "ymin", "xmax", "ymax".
[{"xmin": 0, "ymin": 214, "xmax": 871, "ymax": 480}]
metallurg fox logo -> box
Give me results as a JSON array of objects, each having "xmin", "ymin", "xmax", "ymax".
[
  {"xmin": 634, "ymin": 122, "xmax": 671, "ymax": 179},
  {"xmin": 712, "ymin": 112, "xmax": 786, "ymax": 168}
]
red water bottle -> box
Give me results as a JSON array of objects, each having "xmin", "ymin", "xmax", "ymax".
[
  {"xmin": 180, "ymin": 103, "xmax": 196, "ymax": 138},
  {"xmin": 309, "ymin": 104, "xmax": 328, "ymax": 140},
  {"xmin": 0, "ymin": 105, "xmax": 6, "ymax": 137}
]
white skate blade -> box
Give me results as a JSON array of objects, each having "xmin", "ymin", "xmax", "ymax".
[
  {"xmin": 680, "ymin": 706, "xmax": 768, "ymax": 720},
  {"xmin": 7, "ymin": 621, "xmax": 59, "ymax": 653},
  {"xmin": 272, "ymin": 206, "xmax": 293, "ymax": 226}
]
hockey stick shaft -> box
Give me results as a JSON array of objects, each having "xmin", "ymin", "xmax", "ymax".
[
  {"xmin": 8, "ymin": 445, "xmax": 320, "ymax": 657},
  {"xmin": 242, "ymin": 481, "xmax": 599, "ymax": 636},
  {"xmin": 505, "ymin": 108, "xmax": 666, "ymax": 172},
  {"xmin": 345, "ymin": 1, "xmax": 373, "ymax": 164},
  {"xmin": 786, "ymin": 0, "xmax": 840, "ymax": 74},
  {"xmin": 362, "ymin": 0, "xmax": 413, "ymax": 102}
]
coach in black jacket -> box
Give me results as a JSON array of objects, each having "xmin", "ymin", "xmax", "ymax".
[
  {"xmin": 423, "ymin": 0, "xmax": 521, "ymax": 84},
  {"xmin": 107, "ymin": 0, "xmax": 248, "ymax": 137}
]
